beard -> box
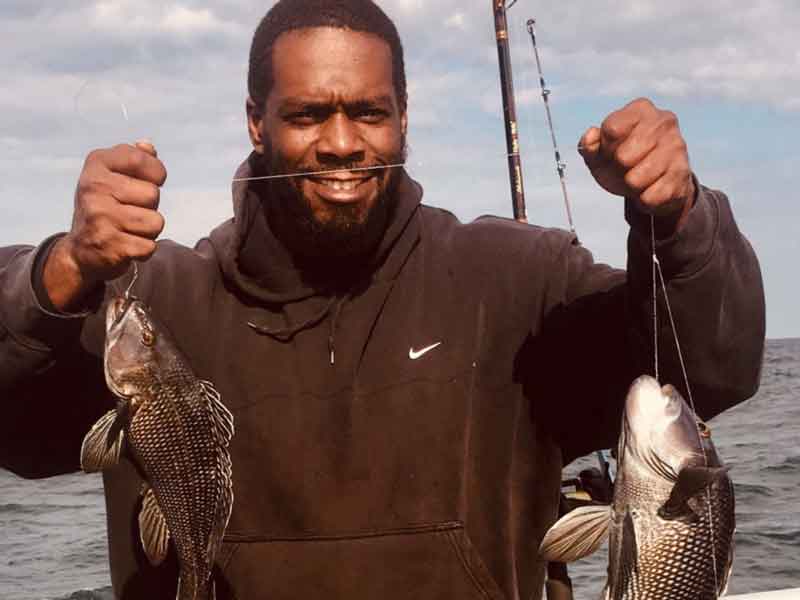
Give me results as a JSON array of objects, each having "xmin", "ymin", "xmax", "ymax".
[{"xmin": 254, "ymin": 137, "xmax": 407, "ymax": 281}]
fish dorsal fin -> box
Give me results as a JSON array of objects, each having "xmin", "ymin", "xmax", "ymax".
[
  {"xmin": 200, "ymin": 380, "xmax": 234, "ymax": 445},
  {"xmin": 539, "ymin": 504, "xmax": 611, "ymax": 563},
  {"xmin": 80, "ymin": 408, "xmax": 125, "ymax": 473},
  {"xmin": 138, "ymin": 486, "xmax": 170, "ymax": 566},
  {"xmin": 199, "ymin": 379, "xmax": 235, "ymax": 568},
  {"xmin": 658, "ymin": 465, "xmax": 730, "ymax": 521}
]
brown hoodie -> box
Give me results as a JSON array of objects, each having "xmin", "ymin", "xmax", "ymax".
[{"xmin": 0, "ymin": 160, "xmax": 765, "ymax": 599}]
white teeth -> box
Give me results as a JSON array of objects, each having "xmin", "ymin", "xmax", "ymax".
[{"xmin": 315, "ymin": 178, "xmax": 361, "ymax": 191}]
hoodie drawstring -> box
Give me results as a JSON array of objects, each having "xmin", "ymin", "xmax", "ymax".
[
  {"xmin": 248, "ymin": 294, "xmax": 347, "ymax": 366},
  {"xmin": 328, "ymin": 297, "xmax": 345, "ymax": 365}
]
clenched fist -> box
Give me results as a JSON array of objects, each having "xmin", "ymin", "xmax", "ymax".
[
  {"xmin": 43, "ymin": 141, "xmax": 167, "ymax": 311},
  {"xmin": 579, "ymin": 98, "xmax": 695, "ymax": 229}
]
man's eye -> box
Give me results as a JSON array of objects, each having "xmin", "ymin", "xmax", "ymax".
[
  {"xmin": 287, "ymin": 111, "xmax": 316, "ymax": 124},
  {"xmin": 355, "ymin": 109, "xmax": 387, "ymax": 122},
  {"xmin": 286, "ymin": 109, "xmax": 330, "ymax": 125}
]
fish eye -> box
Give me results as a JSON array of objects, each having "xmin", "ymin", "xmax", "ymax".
[
  {"xmin": 141, "ymin": 328, "xmax": 156, "ymax": 347},
  {"xmin": 697, "ymin": 421, "xmax": 711, "ymax": 438}
]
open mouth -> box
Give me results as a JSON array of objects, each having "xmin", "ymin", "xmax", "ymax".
[
  {"xmin": 308, "ymin": 176, "xmax": 372, "ymax": 192},
  {"xmin": 305, "ymin": 172, "xmax": 377, "ymax": 202}
]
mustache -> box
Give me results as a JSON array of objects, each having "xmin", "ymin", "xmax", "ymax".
[
  {"xmin": 292, "ymin": 160, "xmax": 392, "ymax": 177},
  {"xmin": 239, "ymin": 160, "xmax": 401, "ymax": 183}
]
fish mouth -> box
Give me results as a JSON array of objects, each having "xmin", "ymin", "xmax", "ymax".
[{"xmin": 104, "ymin": 297, "xmax": 138, "ymax": 400}]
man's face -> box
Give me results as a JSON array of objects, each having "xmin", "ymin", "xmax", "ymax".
[{"xmin": 248, "ymin": 27, "xmax": 407, "ymax": 261}]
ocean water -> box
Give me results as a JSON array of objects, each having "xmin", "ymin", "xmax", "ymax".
[{"xmin": 0, "ymin": 339, "xmax": 797, "ymax": 599}]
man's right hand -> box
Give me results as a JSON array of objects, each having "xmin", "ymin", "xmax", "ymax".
[{"xmin": 43, "ymin": 141, "xmax": 167, "ymax": 311}]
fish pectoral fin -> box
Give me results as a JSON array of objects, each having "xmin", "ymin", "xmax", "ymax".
[
  {"xmin": 139, "ymin": 486, "xmax": 171, "ymax": 566},
  {"xmin": 620, "ymin": 510, "xmax": 638, "ymax": 572},
  {"xmin": 539, "ymin": 504, "xmax": 611, "ymax": 563},
  {"xmin": 658, "ymin": 465, "xmax": 730, "ymax": 521},
  {"xmin": 80, "ymin": 408, "xmax": 125, "ymax": 473}
]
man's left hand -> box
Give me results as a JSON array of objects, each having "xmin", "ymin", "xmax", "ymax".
[{"xmin": 579, "ymin": 98, "xmax": 695, "ymax": 228}]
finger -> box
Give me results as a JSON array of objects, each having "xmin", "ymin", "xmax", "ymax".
[
  {"xmin": 622, "ymin": 143, "xmax": 673, "ymax": 194},
  {"xmin": 117, "ymin": 231, "xmax": 158, "ymax": 261},
  {"xmin": 612, "ymin": 120, "xmax": 659, "ymax": 171},
  {"xmin": 116, "ymin": 205, "xmax": 165, "ymax": 240},
  {"xmin": 578, "ymin": 127, "xmax": 604, "ymax": 172},
  {"xmin": 599, "ymin": 98, "xmax": 657, "ymax": 157},
  {"xmin": 107, "ymin": 172, "xmax": 161, "ymax": 209},
  {"xmin": 637, "ymin": 167, "xmax": 693, "ymax": 214},
  {"xmin": 134, "ymin": 139, "xmax": 157, "ymax": 158},
  {"xmin": 578, "ymin": 127, "xmax": 601, "ymax": 154},
  {"xmin": 100, "ymin": 144, "xmax": 167, "ymax": 186}
]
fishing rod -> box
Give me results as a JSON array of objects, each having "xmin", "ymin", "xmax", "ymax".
[
  {"xmin": 526, "ymin": 19, "xmax": 577, "ymax": 238},
  {"xmin": 491, "ymin": 0, "xmax": 528, "ymax": 223}
]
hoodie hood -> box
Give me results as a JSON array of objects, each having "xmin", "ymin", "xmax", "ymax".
[{"xmin": 209, "ymin": 154, "xmax": 423, "ymax": 307}]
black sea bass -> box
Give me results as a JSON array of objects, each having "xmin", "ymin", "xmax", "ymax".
[
  {"xmin": 81, "ymin": 296, "xmax": 234, "ymax": 600},
  {"xmin": 540, "ymin": 375, "xmax": 735, "ymax": 600}
]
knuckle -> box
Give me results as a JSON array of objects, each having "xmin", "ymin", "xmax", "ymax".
[
  {"xmin": 128, "ymin": 149, "xmax": 145, "ymax": 170},
  {"xmin": 662, "ymin": 110, "xmax": 678, "ymax": 126},
  {"xmin": 85, "ymin": 149, "xmax": 102, "ymax": 166},
  {"xmin": 601, "ymin": 116, "xmax": 623, "ymax": 139},
  {"xmin": 614, "ymin": 146, "xmax": 636, "ymax": 169},
  {"xmin": 633, "ymin": 97, "xmax": 654, "ymax": 109},
  {"xmin": 624, "ymin": 169, "xmax": 644, "ymax": 191}
]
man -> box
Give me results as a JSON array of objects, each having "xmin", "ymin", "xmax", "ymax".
[{"xmin": 0, "ymin": 1, "xmax": 764, "ymax": 599}]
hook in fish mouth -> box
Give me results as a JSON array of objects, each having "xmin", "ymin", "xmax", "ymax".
[{"xmin": 108, "ymin": 296, "xmax": 135, "ymax": 330}]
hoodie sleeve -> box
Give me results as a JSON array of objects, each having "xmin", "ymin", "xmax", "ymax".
[
  {"xmin": 531, "ymin": 182, "xmax": 765, "ymax": 464},
  {"xmin": 0, "ymin": 239, "xmax": 109, "ymax": 478}
]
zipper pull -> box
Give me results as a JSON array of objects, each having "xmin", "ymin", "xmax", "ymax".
[{"xmin": 328, "ymin": 334, "xmax": 335, "ymax": 365}]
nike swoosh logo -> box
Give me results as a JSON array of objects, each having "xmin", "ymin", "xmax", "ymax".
[{"xmin": 409, "ymin": 342, "xmax": 442, "ymax": 360}]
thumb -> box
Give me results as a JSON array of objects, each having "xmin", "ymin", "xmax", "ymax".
[
  {"xmin": 578, "ymin": 127, "xmax": 602, "ymax": 168},
  {"xmin": 134, "ymin": 138, "xmax": 157, "ymax": 157}
]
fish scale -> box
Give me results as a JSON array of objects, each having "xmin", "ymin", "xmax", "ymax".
[
  {"xmin": 609, "ymin": 471, "xmax": 735, "ymax": 599},
  {"xmin": 81, "ymin": 297, "xmax": 234, "ymax": 600},
  {"xmin": 130, "ymin": 378, "xmax": 225, "ymax": 598},
  {"xmin": 539, "ymin": 376, "xmax": 735, "ymax": 600}
]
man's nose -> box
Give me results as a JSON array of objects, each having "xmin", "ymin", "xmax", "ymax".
[{"xmin": 317, "ymin": 112, "xmax": 365, "ymax": 164}]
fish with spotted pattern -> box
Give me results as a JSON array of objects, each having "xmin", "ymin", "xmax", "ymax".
[
  {"xmin": 80, "ymin": 296, "xmax": 234, "ymax": 600},
  {"xmin": 540, "ymin": 375, "xmax": 735, "ymax": 599}
]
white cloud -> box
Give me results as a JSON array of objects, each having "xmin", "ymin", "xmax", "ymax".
[
  {"xmin": 90, "ymin": 1, "xmax": 240, "ymax": 36},
  {"xmin": 1, "ymin": 0, "xmax": 797, "ymax": 336},
  {"xmin": 444, "ymin": 12, "xmax": 467, "ymax": 31}
]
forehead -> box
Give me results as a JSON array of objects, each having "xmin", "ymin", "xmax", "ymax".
[{"xmin": 269, "ymin": 27, "xmax": 396, "ymax": 104}]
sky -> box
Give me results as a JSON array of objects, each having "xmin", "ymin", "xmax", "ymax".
[{"xmin": 1, "ymin": 0, "xmax": 797, "ymax": 338}]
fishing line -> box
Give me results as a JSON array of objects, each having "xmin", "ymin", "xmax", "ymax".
[
  {"xmin": 231, "ymin": 162, "xmax": 414, "ymax": 183},
  {"xmin": 526, "ymin": 19, "xmax": 578, "ymax": 238},
  {"xmin": 73, "ymin": 79, "xmax": 143, "ymax": 299},
  {"xmin": 649, "ymin": 214, "xmax": 721, "ymax": 597}
]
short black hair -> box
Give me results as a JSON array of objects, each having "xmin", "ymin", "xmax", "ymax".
[{"xmin": 248, "ymin": 0, "xmax": 407, "ymax": 113}]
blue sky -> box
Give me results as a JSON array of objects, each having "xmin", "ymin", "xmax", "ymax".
[{"xmin": 2, "ymin": 1, "xmax": 797, "ymax": 337}]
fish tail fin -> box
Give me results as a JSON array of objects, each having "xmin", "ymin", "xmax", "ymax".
[
  {"xmin": 175, "ymin": 571, "xmax": 197, "ymax": 600},
  {"xmin": 176, "ymin": 571, "xmax": 216, "ymax": 600}
]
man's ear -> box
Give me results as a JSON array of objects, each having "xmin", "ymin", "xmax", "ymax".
[
  {"xmin": 400, "ymin": 110, "xmax": 408, "ymax": 138},
  {"xmin": 246, "ymin": 97, "xmax": 265, "ymax": 154}
]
